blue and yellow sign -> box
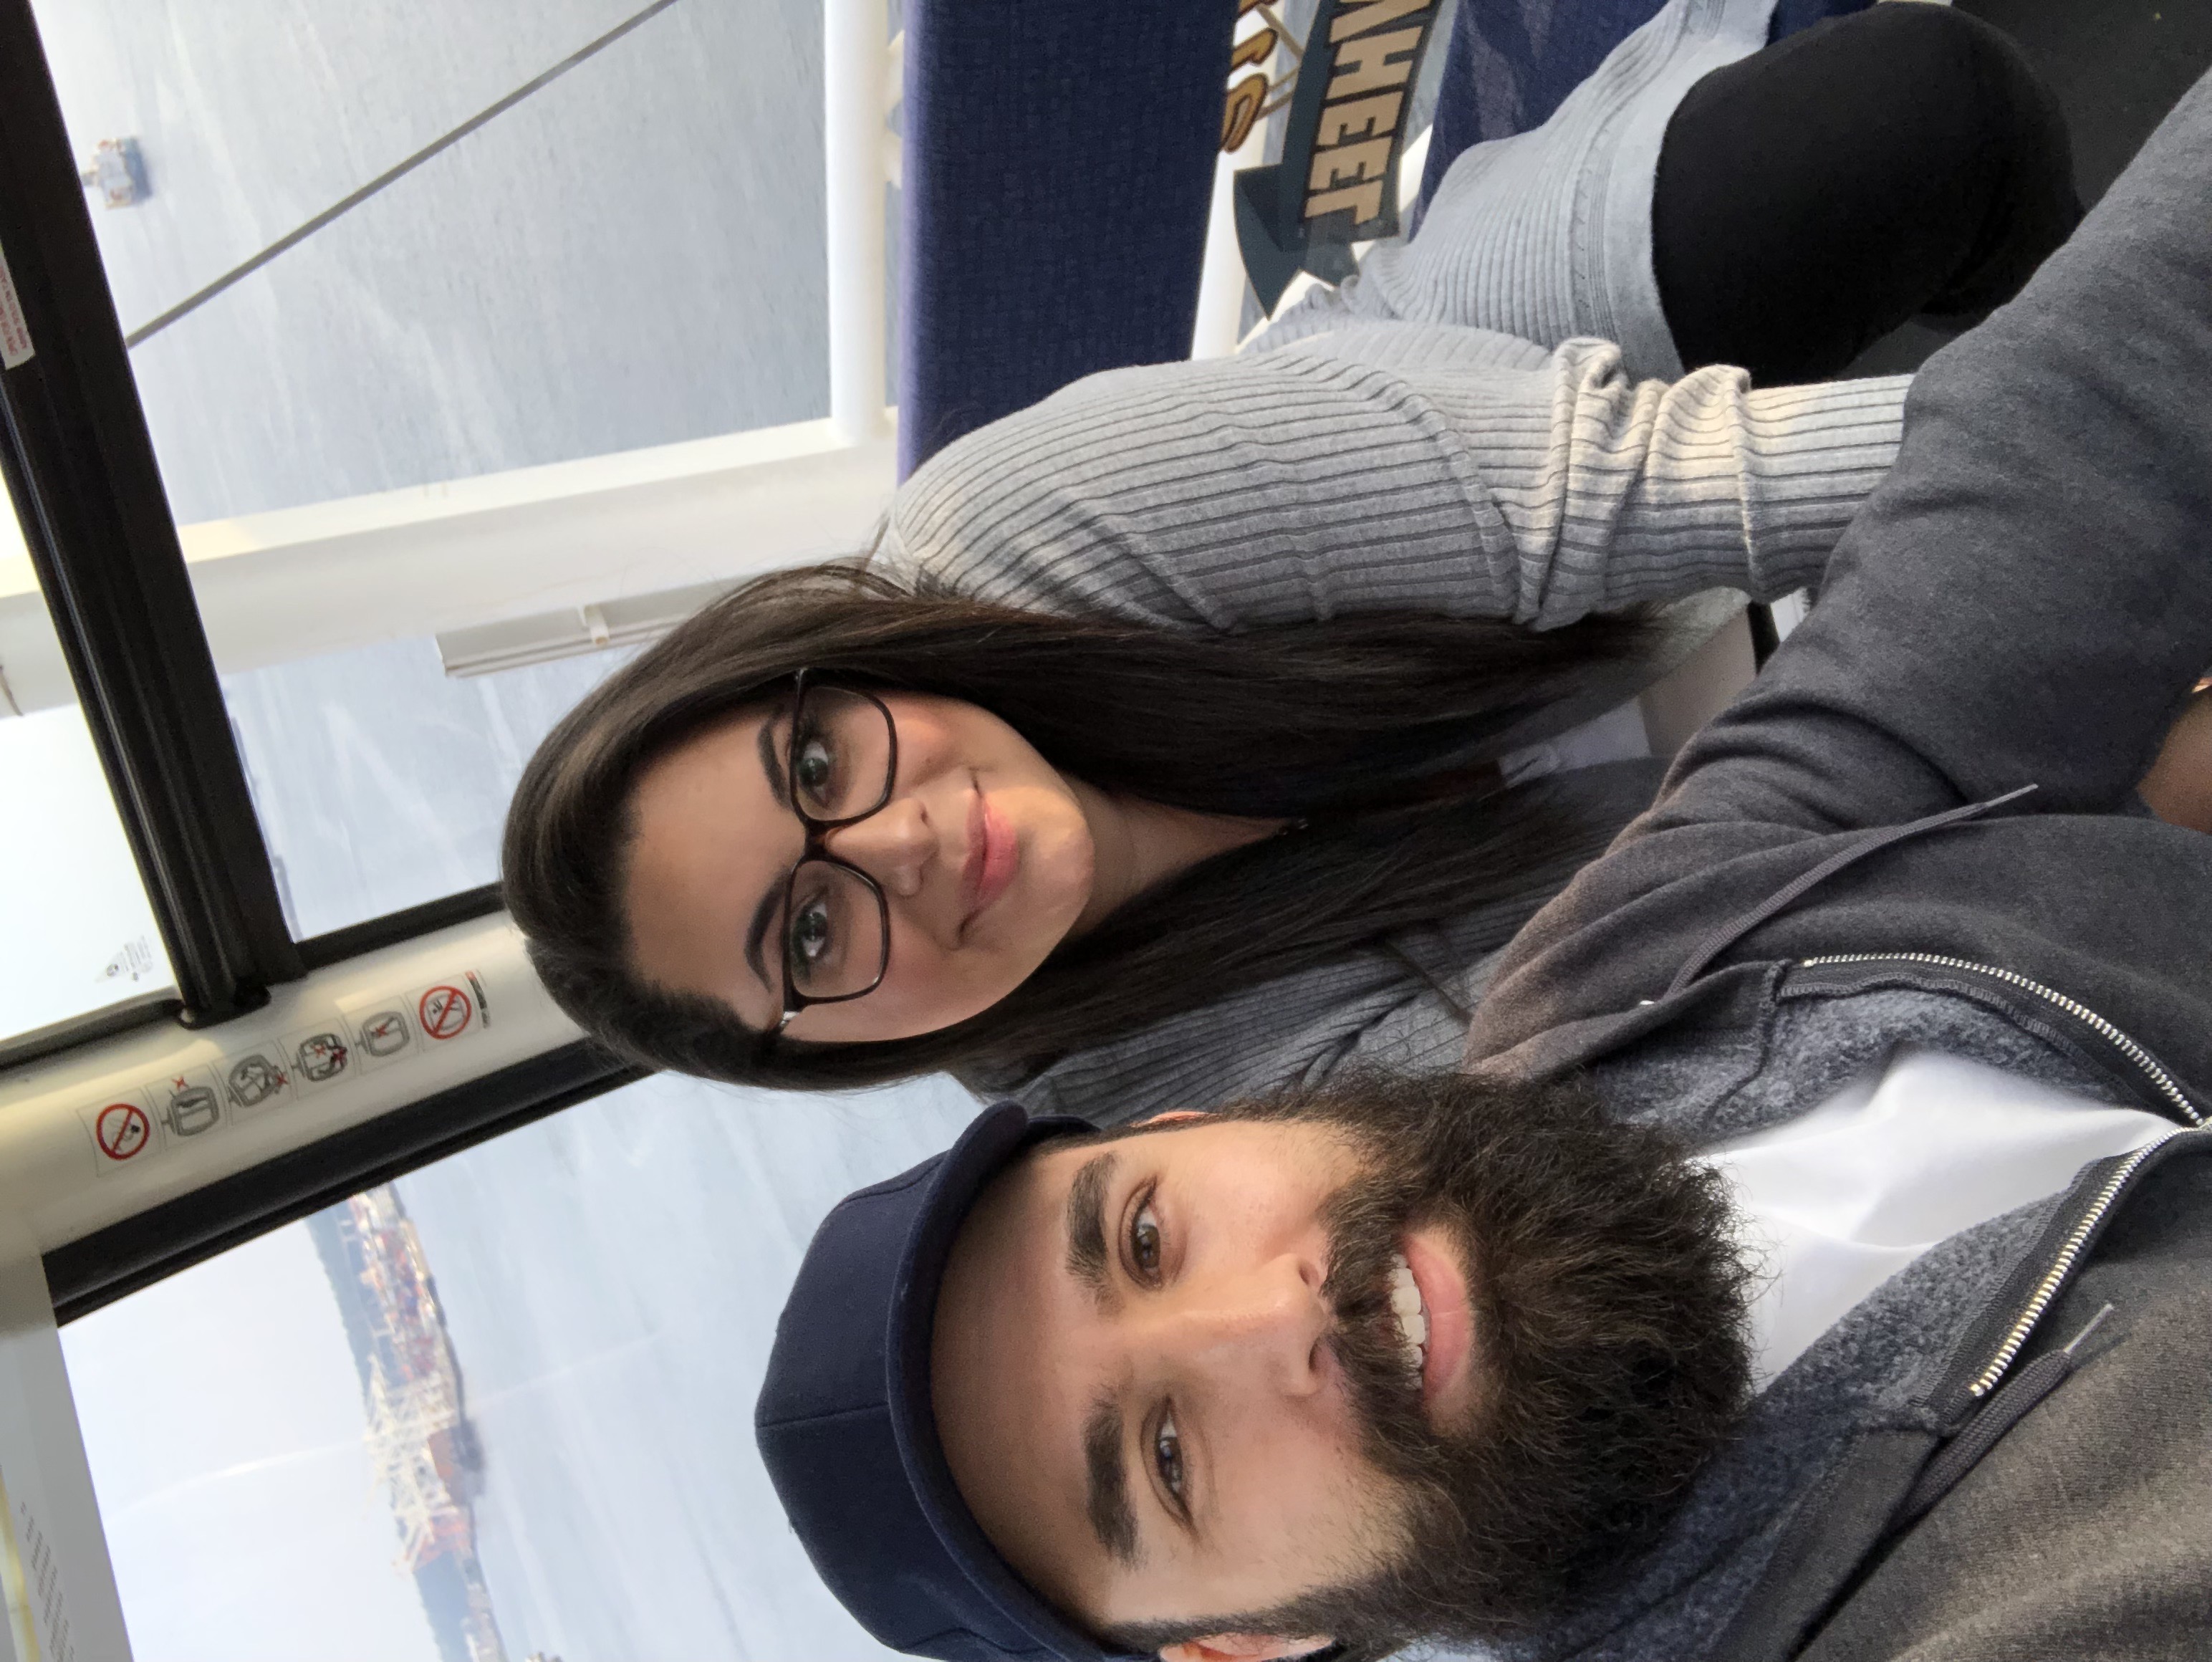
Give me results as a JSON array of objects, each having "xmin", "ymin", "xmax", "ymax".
[{"xmin": 1234, "ymin": 0, "xmax": 1443, "ymax": 309}]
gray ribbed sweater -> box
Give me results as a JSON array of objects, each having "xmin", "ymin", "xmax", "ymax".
[
  {"xmin": 879, "ymin": 326, "xmax": 1908, "ymax": 1121},
  {"xmin": 872, "ymin": 0, "xmax": 1905, "ymax": 1120},
  {"xmin": 890, "ymin": 327, "xmax": 1905, "ymax": 636}
]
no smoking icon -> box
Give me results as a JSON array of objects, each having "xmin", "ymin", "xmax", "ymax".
[
  {"xmin": 418, "ymin": 984, "xmax": 473, "ymax": 1040},
  {"xmin": 95, "ymin": 1102, "xmax": 151, "ymax": 1162}
]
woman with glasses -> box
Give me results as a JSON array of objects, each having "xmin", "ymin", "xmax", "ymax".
[{"xmin": 503, "ymin": 3, "xmax": 2084, "ymax": 1120}]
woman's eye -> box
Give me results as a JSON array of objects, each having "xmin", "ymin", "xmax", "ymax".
[
  {"xmin": 1154, "ymin": 1412, "xmax": 1185, "ymax": 1502},
  {"xmin": 789, "ymin": 894, "xmax": 836, "ymax": 968},
  {"xmin": 793, "ymin": 733, "xmax": 837, "ymax": 804},
  {"xmin": 1129, "ymin": 1196, "xmax": 1163, "ymax": 1280}
]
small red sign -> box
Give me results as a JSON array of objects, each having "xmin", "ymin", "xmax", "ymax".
[
  {"xmin": 95, "ymin": 1102, "xmax": 151, "ymax": 1162},
  {"xmin": 419, "ymin": 984, "xmax": 473, "ymax": 1040}
]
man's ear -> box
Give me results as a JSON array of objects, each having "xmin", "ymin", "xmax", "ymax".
[
  {"xmin": 1156, "ymin": 1633, "xmax": 1333, "ymax": 1662},
  {"xmin": 1135, "ymin": 1109, "xmax": 1209, "ymax": 1128}
]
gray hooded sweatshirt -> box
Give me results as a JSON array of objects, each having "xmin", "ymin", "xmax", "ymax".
[{"xmin": 1458, "ymin": 63, "xmax": 2212, "ymax": 1662}]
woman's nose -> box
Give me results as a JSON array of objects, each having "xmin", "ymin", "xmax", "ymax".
[
  {"xmin": 820, "ymin": 800, "xmax": 936, "ymax": 898},
  {"xmin": 1141, "ymin": 1254, "xmax": 1332, "ymax": 1401}
]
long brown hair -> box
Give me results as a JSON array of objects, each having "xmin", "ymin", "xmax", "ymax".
[{"xmin": 501, "ymin": 560, "xmax": 1653, "ymax": 1090}]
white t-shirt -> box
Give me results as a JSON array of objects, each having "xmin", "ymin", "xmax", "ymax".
[{"xmin": 1698, "ymin": 1047, "xmax": 2177, "ymax": 1388}]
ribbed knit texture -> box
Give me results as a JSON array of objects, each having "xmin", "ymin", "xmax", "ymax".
[
  {"xmin": 1259, "ymin": 0, "xmax": 1784, "ymax": 378},
  {"xmin": 878, "ymin": 322, "xmax": 1904, "ymax": 1120},
  {"xmin": 865, "ymin": 0, "xmax": 1905, "ymax": 1121},
  {"xmin": 876, "ymin": 337, "xmax": 1901, "ymax": 1120},
  {"xmin": 887, "ymin": 326, "xmax": 1906, "ymax": 635}
]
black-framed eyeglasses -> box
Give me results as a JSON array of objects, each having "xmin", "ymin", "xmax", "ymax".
[{"xmin": 765, "ymin": 670, "xmax": 900, "ymax": 1039}]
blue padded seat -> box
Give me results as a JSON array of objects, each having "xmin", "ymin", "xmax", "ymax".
[{"xmin": 898, "ymin": 0, "xmax": 1237, "ymax": 478}]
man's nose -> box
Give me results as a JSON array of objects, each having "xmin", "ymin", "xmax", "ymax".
[
  {"xmin": 1139, "ymin": 1254, "xmax": 1332, "ymax": 1400},
  {"xmin": 820, "ymin": 799, "xmax": 936, "ymax": 899}
]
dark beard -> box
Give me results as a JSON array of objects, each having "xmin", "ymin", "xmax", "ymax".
[{"xmin": 1105, "ymin": 1070, "xmax": 1753, "ymax": 1662}]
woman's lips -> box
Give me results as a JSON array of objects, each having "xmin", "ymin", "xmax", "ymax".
[
  {"xmin": 958, "ymin": 787, "xmax": 1019, "ymax": 936},
  {"xmin": 1401, "ymin": 1229, "xmax": 1475, "ymax": 1424}
]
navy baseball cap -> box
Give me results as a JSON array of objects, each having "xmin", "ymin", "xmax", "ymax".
[{"xmin": 756, "ymin": 1100, "xmax": 1142, "ymax": 1662}]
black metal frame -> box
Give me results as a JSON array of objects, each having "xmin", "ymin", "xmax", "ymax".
[
  {"xmin": 0, "ymin": 989, "xmax": 180, "ymax": 1078},
  {"xmin": 0, "ymin": 0, "xmax": 629, "ymax": 1325},
  {"xmin": 0, "ymin": 0, "xmax": 299, "ymax": 1024},
  {"xmin": 45, "ymin": 1042, "xmax": 645, "ymax": 1324},
  {"xmin": 295, "ymin": 883, "xmax": 506, "ymax": 972}
]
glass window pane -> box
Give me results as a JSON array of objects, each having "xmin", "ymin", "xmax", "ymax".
[
  {"xmin": 37, "ymin": 1, "xmax": 829, "ymax": 518},
  {"xmin": 1, "ymin": 511, "xmax": 175, "ymax": 1044},
  {"xmin": 64, "ymin": 1071, "xmax": 981, "ymax": 1661},
  {"xmin": 223, "ymin": 638, "xmax": 631, "ymax": 938},
  {"xmin": 27, "ymin": 0, "xmax": 876, "ymax": 938}
]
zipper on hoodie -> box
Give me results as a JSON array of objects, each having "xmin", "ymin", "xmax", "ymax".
[
  {"xmin": 1797, "ymin": 952, "xmax": 2203, "ymax": 1127},
  {"xmin": 1951, "ymin": 1133, "xmax": 2182, "ymax": 1398},
  {"xmin": 1798, "ymin": 951, "xmax": 2206, "ymax": 1401}
]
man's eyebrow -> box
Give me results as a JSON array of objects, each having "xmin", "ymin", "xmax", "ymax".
[
  {"xmin": 744, "ymin": 719, "xmax": 792, "ymax": 994},
  {"xmin": 1064, "ymin": 1153, "xmax": 1115, "ymax": 1304},
  {"xmin": 1084, "ymin": 1392, "xmax": 1139, "ymax": 1567}
]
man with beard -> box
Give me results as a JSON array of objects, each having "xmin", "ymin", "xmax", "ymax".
[
  {"xmin": 755, "ymin": 63, "xmax": 2212, "ymax": 1662},
  {"xmin": 928, "ymin": 1077, "xmax": 1757, "ymax": 1662}
]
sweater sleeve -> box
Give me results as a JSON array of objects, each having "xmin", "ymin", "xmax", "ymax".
[
  {"xmin": 878, "ymin": 321, "xmax": 1907, "ymax": 633},
  {"xmin": 1631, "ymin": 64, "xmax": 2212, "ymax": 840}
]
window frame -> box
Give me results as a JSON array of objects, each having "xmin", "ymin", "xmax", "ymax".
[
  {"xmin": 0, "ymin": 0, "xmax": 646, "ymax": 1315},
  {"xmin": 43, "ymin": 1040, "xmax": 643, "ymax": 1324},
  {"xmin": 0, "ymin": 0, "xmax": 299, "ymax": 1027}
]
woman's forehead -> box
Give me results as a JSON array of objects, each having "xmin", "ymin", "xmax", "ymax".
[{"xmin": 622, "ymin": 708, "xmax": 795, "ymax": 1021}]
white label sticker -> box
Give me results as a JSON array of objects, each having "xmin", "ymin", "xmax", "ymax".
[
  {"xmin": 282, "ymin": 1024, "xmax": 356, "ymax": 1096},
  {"xmin": 349, "ymin": 1004, "xmax": 416, "ymax": 1070},
  {"xmin": 0, "ymin": 239, "xmax": 31, "ymax": 370},
  {"xmin": 147, "ymin": 1067, "xmax": 226, "ymax": 1143},
  {"xmin": 218, "ymin": 1042, "xmax": 296, "ymax": 1118}
]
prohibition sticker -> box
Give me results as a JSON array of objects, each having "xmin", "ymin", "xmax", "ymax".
[
  {"xmin": 95, "ymin": 1102, "xmax": 150, "ymax": 1163},
  {"xmin": 150, "ymin": 1067, "xmax": 226, "ymax": 1140},
  {"xmin": 223, "ymin": 1047, "xmax": 292, "ymax": 1114},
  {"xmin": 287, "ymin": 1027, "xmax": 353, "ymax": 1092},
  {"xmin": 418, "ymin": 984, "xmax": 473, "ymax": 1041},
  {"xmin": 355, "ymin": 1008, "xmax": 413, "ymax": 1060}
]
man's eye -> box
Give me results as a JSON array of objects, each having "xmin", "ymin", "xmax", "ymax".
[
  {"xmin": 1129, "ymin": 1196, "xmax": 1163, "ymax": 1281},
  {"xmin": 1154, "ymin": 1411, "xmax": 1185, "ymax": 1502}
]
